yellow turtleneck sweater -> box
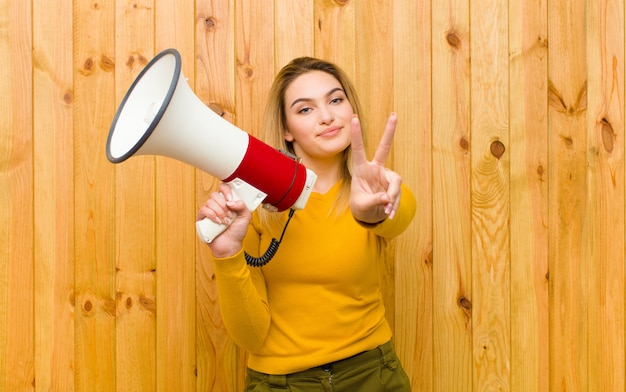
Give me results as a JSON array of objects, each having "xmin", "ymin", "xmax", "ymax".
[{"xmin": 211, "ymin": 181, "xmax": 416, "ymax": 374}]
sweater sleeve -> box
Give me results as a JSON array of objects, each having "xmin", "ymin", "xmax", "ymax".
[
  {"xmin": 211, "ymin": 215, "xmax": 270, "ymax": 352},
  {"xmin": 358, "ymin": 183, "xmax": 417, "ymax": 238}
]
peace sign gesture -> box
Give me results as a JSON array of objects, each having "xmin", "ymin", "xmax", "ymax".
[{"xmin": 350, "ymin": 113, "xmax": 403, "ymax": 225}]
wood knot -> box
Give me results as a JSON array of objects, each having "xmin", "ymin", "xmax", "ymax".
[
  {"xmin": 424, "ymin": 250, "xmax": 433, "ymax": 267},
  {"xmin": 458, "ymin": 296, "xmax": 472, "ymax": 310},
  {"xmin": 561, "ymin": 135, "xmax": 573, "ymax": 148},
  {"xmin": 126, "ymin": 53, "xmax": 147, "ymax": 70},
  {"xmin": 139, "ymin": 296, "xmax": 156, "ymax": 314},
  {"xmin": 446, "ymin": 30, "xmax": 461, "ymax": 49},
  {"xmin": 459, "ymin": 137, "xmax": 469, "ymax": 152},
  {"xmin": 333, "ymin": 0, "xmax": 350, "ymax": 5},
  {"xmin": 458, "ymin": 296, "xmax": 472, "ymax": 318},
  {"xmin": 204, "ymin": 17, "xmax": 217, "ymax": 31},
  {"xmin": 82, "ymin": 300, "xmax": 93, "ymax": 313},
  {"xmin": 125, "ymin": 296, "xmax": 133, "ymax": 309},
  {"xmin": 242, "ymin": 65, "xmax": 254, "ymax": 79},
  {"xmin": 80, "ymin": 57, "xmax": 95, "ymax": 75},
  {"xmin": 490, "ymin": 140, "xmax": 505, "ymax": 159},
  {"xmin": 137, "ymin": 54, "xmax": 148, "ymax": 66},
  {"xmin": 600, "ymin": 118, "xmax": 614, "ymax": 153},
  {"xmin": 100, "ymin": 54, "xmax": 115, "ymax": 72},
  {"xmin": 536, "ymin": 164, "xmax": 545, "ymax": 182},
  {"xmin": 63, "ymin": 90, "xmax": 73, "ymax": 105}
]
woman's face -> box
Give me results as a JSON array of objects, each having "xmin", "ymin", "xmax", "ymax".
[{"xmin": 283, "ymin": 70, "xmax": 355, "ymax": 163}]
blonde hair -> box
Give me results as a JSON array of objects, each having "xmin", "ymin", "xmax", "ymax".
[{"xmin": 259, "ymin": 57, "xmax": 368, "ymax": 226}]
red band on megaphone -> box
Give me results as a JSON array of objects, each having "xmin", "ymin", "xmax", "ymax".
[{"xmin": 224, "ymin": 135, "xmax": 307, "ymax": 211}]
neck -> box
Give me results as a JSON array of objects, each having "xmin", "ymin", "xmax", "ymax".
[{"xmin": 305, "ymin": 159, "xmax": 343, "ymax": 194}]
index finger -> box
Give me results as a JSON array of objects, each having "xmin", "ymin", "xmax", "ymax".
[
  {"xmin": 351, "ymin": 115, "xmax": 367, "ymax": 166},
  {"xmin": 372, "ymin": 113, "xmax": 397, "ymax": 165}
]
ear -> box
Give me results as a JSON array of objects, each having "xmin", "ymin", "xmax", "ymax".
[{"xmin": 284, "ymin": 130, "xmax": 294, "ymax": 142}]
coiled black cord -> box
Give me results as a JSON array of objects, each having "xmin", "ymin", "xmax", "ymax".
[{"xmin": 244, "ymin": 209, "xmax": 295, "ymax": 267}]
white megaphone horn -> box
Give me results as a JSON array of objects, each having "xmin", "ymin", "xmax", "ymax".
[{"xmin": 106, "ymin": 48, "xmax": 317, "ymax": 244}]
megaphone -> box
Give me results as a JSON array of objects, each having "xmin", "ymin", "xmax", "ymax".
[{"xmin": 106, "ymin": 48, "xmax": 317, "ymax": 243}]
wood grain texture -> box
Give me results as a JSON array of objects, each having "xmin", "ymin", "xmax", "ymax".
[
  {"xmin": 275, "ymin": 0, "xmax": 314, "ymax": 68},
  {"xmin": 393, "ymin": 0, "xmax": 433, "ymax": 390},
  {"xmin": 431, "ymin": 0, "xmax": 473, "ymax": 390},
  {"xmin": 314, "ymin": 0, "xmax": 356, "ymax": 77},
  {"xmin": 509, "ymin": 0, "xmax": 549, "ymax": 391},
  {"xmin": 470, "ymin": 0, "xmax": 511, "ymax": 389},
  {"xmin": 585, "ymin": 0, "xmax": 625, "ymax": 390},
  {"xmin": 33, "ymin": 0, "xmax": 75, "ymax": 390},
  {"xmin": 73, "ymin": 0, "xmax": 117, "ymax": 390},
  {"xmin": 548, "ymin": 0, "xmax": 589, "ymax": 390},
  {"xmin": 0, "ymin": 0, "xmax": 34, "ymax": 390}
]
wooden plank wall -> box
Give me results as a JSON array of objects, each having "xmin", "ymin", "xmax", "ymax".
[{"xmin": 0, "ymin": 0, "xmax": 625, "ymax": 391}]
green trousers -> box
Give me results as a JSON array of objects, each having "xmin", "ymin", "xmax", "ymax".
[{"xmin": 244, "ymin": 341, "xmax": 411, "ymax": 392}]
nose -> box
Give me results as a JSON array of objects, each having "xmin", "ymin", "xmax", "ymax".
[{"xmin": 318, "ymin": 105, "xmax": 334, "ymax": 125}]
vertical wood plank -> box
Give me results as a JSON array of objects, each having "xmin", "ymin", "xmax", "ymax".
[
  {"xmin": 585, "ymin": 0, "xmax": 625, "ymax": 390},
  {"xmin": 470, "ymin": 0, "xmax": 511, "ymax": 390},
  {"xmin": 431, "ymin": 0, "xmax": 472, "ymax": 390},
  {"xmin": 195, "ymin": 1, "xmax": 242, "ymax": 391},
  {"xmin": 393, "ymin": 0, "xmax": 433, "ymax": 390},
  {"xmin": 235, "ymin": 0, "xmax": 275, "ymax": 139},
  {"xmin": 275, "ymin": 0, "xmax": 313, "ymax": 68},
  {"xmin": 353, "ymin": 0, "xmax": 395, "ymax": 332},
  {"xmin": 313, "ymin": 0, "xmax": 356, "ymax": 77},
  {"xmin": 33, "ymin": 0, "xmax": 75, "ymax": 390},
  {"xmin": 154, "ymin": 0, "xmax": 198, "ymax": 391},
  {"xmin": 548, "ymin": 0, "xmax": 589, "ymax": 390},
  {"xmin": 0, "ymin": 0, "xmax": 34, "ymax": 390},
  {"xmin": 114, "ymin": 1, "xmax": 156, "ymax": 390},
  {"xmin": 73, "ymin": 0, "xmax": 117, "ymax": 390},
  {"xmin": 509, "ymin": 0, "xmax": 549, "ymax": 391}
]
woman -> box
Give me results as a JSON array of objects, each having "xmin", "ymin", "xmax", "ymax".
[{"xmin": 197, "ymin": 57, "xmax": 416, "ymax": 391}]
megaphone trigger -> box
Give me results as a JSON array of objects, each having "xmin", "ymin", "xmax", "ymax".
[{"xmin": 195, "ymin": 178, "xmax": 267, "ymax": 243}]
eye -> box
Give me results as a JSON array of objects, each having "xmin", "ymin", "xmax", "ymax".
[
  {"xmin": 330, "ymin": 97, "xmax": 344, "ymax": 105},
  {"xmin": 297, "ymin": 106, "xmax": 312, "ymax": 114}
]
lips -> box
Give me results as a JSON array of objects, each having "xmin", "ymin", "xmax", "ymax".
[{"xmin": 318, "ymin": 126, "xmax": 342, "ymax": 137}]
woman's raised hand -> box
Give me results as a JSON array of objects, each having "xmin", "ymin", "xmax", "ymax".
[{"xmin": 349, "ymin": 113, "xmax": 402, "ymax": 224}]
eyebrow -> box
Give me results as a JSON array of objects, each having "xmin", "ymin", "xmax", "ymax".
[{"xmin": 289, "ymin": 87, "xmax": 345, "ymax": 108}]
